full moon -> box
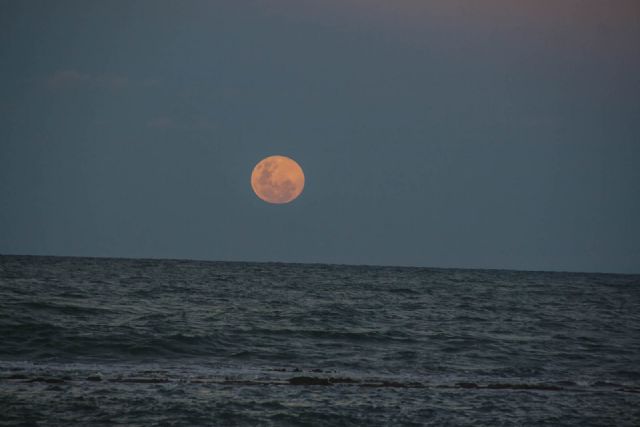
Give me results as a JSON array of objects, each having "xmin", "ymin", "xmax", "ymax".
[{"xmin": 251, "ymin": 155, "xmax": 305, "ymax": 204}]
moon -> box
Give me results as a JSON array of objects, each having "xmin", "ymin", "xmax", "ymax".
[{"xmin": 251, "ymin": 155, "xmax": 305, "ymax": 204}]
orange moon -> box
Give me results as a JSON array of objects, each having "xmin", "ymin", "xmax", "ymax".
[{"xmin": 251, "ymin": 155, "xmax": 305, "ymax": 204}]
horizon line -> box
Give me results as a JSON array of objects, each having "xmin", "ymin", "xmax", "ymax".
[{"xmin": 0, "ymin": 252, "xmax": 637, "ymax": 277}]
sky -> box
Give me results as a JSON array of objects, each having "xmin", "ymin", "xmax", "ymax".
[{"xmin": 1, "ymin": 0, "xmax": 639, "ymax": 274}]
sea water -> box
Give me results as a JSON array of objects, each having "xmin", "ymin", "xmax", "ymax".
[{"xmin": 1, "ymin": 255, "xmax": 639, "ymax": 425}]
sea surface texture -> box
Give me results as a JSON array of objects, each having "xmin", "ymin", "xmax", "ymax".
[{"xmin": 1, "ymin": 255, "xmax": 639, "ymax": 426}]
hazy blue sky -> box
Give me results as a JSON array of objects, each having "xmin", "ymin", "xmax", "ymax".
[{"xmin": 1, "ymin": 1, "xmax": 639, "ymax": 273}]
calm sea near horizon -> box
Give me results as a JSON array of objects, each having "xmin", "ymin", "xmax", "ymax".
[{"xmin": 1, "ymin": 255, "xmax": 639, "ymax": 425}]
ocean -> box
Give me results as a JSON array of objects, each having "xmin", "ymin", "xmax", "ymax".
[{"xmin": 0, "ymin": 255, "xmax": 639, "ymax": 425}]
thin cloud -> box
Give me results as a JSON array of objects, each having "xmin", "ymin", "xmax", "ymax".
[
  {"xmin": 142, "ymin": 78, "xmax": 162, "ymax": 87},
  {"xmin": 146, "ymin": 115, "xmax": 216, "ymax": 131},
  {"xmin": 47, "ymin": 70, "xmax": 128, "ymax": 90},
  {"xmin": 147, "ymin": 117, "xmax": 175, "ymax": 129}
]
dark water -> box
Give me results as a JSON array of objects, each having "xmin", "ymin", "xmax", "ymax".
[{"xmin": 1, "ymin": 255, "xmax": 639, "ymax": 426}]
